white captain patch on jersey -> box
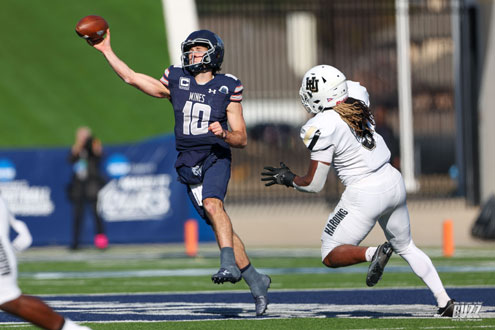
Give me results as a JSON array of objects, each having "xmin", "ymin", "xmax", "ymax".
[{"xmin": 299, "ymin": 109, "xmax": 391, "ymax": 186}]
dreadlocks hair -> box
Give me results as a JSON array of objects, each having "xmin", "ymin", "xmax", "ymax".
[{"xmin": 332, "ymin": 97, "xmax": 375, "ymax": 138}]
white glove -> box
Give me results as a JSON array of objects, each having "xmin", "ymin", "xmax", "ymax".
[{"xmin": 9, "ymin": 216, "xmax": 33, "ymax": 252}]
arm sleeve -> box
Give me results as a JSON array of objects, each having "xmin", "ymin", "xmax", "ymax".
[
  {"xmin": 159, "ymin": 66, "xmax": 171, "ymax": 87},
  {"xmin": 225, "ymin": 74, "xmax": 243, "ymax": 103},
  {"xmin": 293, "ymin": 162, "xmax": 331, "ymax": 193}
]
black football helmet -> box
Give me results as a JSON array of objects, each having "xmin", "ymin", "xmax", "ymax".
[{"xmin": 181, "ymin": 30, "xmax": 224, "ymax": 74}]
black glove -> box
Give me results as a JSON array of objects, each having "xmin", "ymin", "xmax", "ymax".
[{"xmin": 261, "ymin": 162, "xmax": 295, "ymax": 187}]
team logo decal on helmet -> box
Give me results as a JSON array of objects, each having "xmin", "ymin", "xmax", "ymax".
[
  {"xmin": 181, "ymin": 29, "xmax": 225, "ymax": 74},
  {"xmin": 299, "ymin": 65, "xmax": 348, "ymax": 114},
  {"xmin": 305, "ymin": 76, "xmax": 319, "ymax": 93}
]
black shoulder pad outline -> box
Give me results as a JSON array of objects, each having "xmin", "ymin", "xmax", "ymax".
[{"xmin": 308, "ymin": 129, "xmax": 321, "ymax": 151}]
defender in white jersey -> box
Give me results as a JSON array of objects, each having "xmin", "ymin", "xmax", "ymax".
[
  {"xmin": 0, "ymin": 197, "xmax": 91, "ymax": 329},
  {"xmin": 262, "ymin": 65, "xmax": 455, "ymax": 317}
]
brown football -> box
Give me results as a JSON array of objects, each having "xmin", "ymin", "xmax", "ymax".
[{"xmin": 75, "ymin": 15, "xmax": 108, "ymax": 44}]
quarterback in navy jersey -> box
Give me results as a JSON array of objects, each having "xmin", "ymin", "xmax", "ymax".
[
  {"xmin": 87, "ymin": 29, "xmax": 270, "ymax": 316},
  {"xmin": 160, "ymin": 65, "xmax": 243, "ymax": 166}
]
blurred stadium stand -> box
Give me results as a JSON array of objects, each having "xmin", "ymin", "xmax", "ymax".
[
  {"xmin": 2, "ymin": 0, "xmax": 494, "ymax": 246},
  {"xmin": 195, "ymin": 0, "xmax": 462, "ymax": 204}
]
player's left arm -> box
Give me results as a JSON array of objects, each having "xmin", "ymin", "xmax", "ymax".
[
  {"xmin": 208, "ymin": 102, "xmax": 247, "ymax": 148},
  {"xmin": 261, "ymin": 159, "xmax": 330, "ymax": 193}
]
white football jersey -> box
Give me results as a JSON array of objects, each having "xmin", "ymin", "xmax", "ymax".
[{"xmin": 300, "ymin": 109, "xmax": 391, "ymax": 186}]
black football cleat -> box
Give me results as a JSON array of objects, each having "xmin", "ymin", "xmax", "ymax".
[
  {"xmin": 211, "ymin": 267, "xmax": 241, "ymax": 284},
  {"xmin": 436, "ymin": 299, "xmax": 456, "ymax": 317},
  {"xmin": 366, "ymin": 242, "xmax": 393, "ymax": 287}
]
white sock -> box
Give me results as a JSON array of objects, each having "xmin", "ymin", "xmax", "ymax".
[
  {"xmin": 365, "ymin": 247, "xmax": 377, "ymax": 262},
  {"xmin": 397, "ymin": 241, "xmax": 450, "ymax": 307}
]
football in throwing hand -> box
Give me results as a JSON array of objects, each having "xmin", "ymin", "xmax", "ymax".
[{"xmin": 75, "ymin": 15, "xmax": 108, "ymax": 44}]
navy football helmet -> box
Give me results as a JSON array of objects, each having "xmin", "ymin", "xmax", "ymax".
[{"xmin": 181, "ymin": 30, "xmax": 224, "ymax": 74}]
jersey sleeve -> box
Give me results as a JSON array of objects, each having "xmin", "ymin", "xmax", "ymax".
[
  {"xmin": 225, "ymin": 73, "xmax": 243, "ymax": 103},
  {"xmin": 160, "ymin": 65, "xmax": 183, "ymax": 89},
  {"xmin": 159, "ymin": 66, "xmax": 172, "ymax": 87},
  {"xmin": 300, "ymin": 117, "xmax": 336, "ymax": 151},
  {"xmin": 300, "ymin": 117, "xmax": 336, "ymax": 163}
]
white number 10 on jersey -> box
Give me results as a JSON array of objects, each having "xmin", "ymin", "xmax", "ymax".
[{"xmin": 182, "ymin": 101, "xmax": 211, "ymax": 135}]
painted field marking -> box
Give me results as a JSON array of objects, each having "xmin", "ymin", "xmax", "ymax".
[{"xmin": 0, "ymin": 287, "xmax": 493, "ymax": 323}]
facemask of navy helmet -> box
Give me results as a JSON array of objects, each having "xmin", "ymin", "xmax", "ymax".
[{"xmin": 181, "ymin": 30, "xmax": 224, "ymax": 74}]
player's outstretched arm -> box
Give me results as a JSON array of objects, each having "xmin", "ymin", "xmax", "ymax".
[
  {"xmin": 91, "ymin": 29, "xmax": 170, "ymax": 99},
  {"xmin": 209, "ymin": 102, "xmax": 247, "ymax": 148}
]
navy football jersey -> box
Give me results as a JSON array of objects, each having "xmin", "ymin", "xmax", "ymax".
[{"xmin": 160, "ymin": 66, "xmax": 243, "ymax": 156}]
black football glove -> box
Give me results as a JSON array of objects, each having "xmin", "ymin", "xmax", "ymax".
[{"xmin": 261, "ymin": 162, "xmax": 295, "ymax": 187}]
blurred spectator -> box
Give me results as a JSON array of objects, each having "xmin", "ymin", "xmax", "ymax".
[
  {"xmin": 373, "ymin": 105, "xmax": 401, "ymax": 170},
  {"xmin": 67, "ymin": 127, "xmax": 108, "ymax": 250}
]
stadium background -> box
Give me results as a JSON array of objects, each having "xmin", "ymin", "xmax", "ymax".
[{"xmin": 0, "ymin": 0, "xmax": 494, "ymax": 249}]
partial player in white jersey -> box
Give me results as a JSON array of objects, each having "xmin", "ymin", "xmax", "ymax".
[
  {"xmin": 0, "ymin": 197, "xmax": 92, "ymax": 329},
  {"xmin": 261, "ymin": 65, "xmax": 455, "ymax": 317}
]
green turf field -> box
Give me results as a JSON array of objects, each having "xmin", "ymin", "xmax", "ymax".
[
  {"xmin": 0, "ymin": 0, "xmax": 174, "ymax": 148},
  {"xmin": 15, "ymin": 247, "xmax": 495, "ymax": 294},
  {"xmin": 4, "ymin": 318, "xmax": 495, "ymax": 330},
  {"xmin": 1, "ymin": 245, "xmax": 494, "ymax": 329}
]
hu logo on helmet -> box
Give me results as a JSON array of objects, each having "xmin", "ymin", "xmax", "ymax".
[{"xmin": 305, "ymin": 77, "xmax": 319, "ymax": 92}]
